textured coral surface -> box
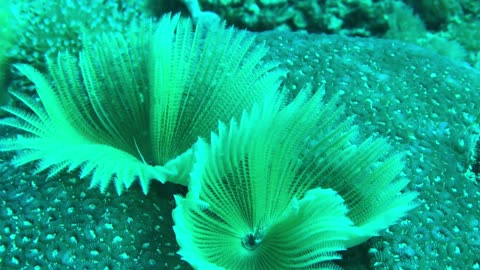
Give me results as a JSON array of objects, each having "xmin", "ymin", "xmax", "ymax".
[{"xmin": 1, "ymin": 30, "xmax": 480, "ymax": 269}]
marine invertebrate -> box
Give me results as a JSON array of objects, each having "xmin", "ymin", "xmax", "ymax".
[
  {"xmin": 0, "ymin": 13, "xmax": 283, "ymax": 194},
  {"xmin": 173, "ymin": 88, "xmax": 417, "ymax": 269}
]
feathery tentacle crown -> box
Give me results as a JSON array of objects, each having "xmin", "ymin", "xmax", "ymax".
[
  {"xmin": 0, "ymin": 13, "xmax": 283, "ymax": 194},
  {"xmin": 172, "ymin": 88, "xmax": 417, "ymax": 269},
  {"xmin": 0, "ymin": 12, "xmax": 417, "ymax": 269}
]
